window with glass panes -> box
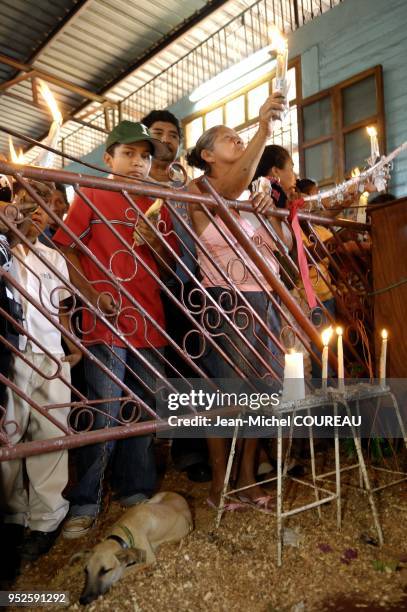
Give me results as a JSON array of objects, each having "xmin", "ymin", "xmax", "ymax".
[
  {"xmin": 299, "ymin": 66, "xmax": 385, "ymax": 186},
  {"xmin": 183, "ymin": 58, "xmax": 302, "ymax": 179}
]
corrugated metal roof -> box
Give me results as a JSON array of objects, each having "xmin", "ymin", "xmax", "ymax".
[
  {"xmin": 56, "ymin": 0, "xmax": 256, "ymax": 159},
  {"xmin": 0, "ymin": 0, "xmax": 341, "ymax": 162},
  {"xmin": 34, "ymin": 0, "xmax": 210, "ymax": 90},
  {"xmin": 0, "ymin": 0, "xmax": 79, "ymax": 76},
  {"xmin": 105, "ymin": 0, "xmax": 341, "ymax": 103},
  {"xmin": 0, "ymin": 0, "xmax": 80, "ymax": 152},
  {"xmin": 0, "ymin": 0, "xmax": 221, "ymax": 155}
]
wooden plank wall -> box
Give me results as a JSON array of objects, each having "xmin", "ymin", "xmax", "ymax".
[
  {"xmin": 370, "ymin": 197, "xmax": 407, "ymax": 377},
  {"xmin": 291, "ymin": 0, "xmax": 407, "ymax": 197}
]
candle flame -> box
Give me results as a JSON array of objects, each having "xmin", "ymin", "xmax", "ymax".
[
  {"xmin": 351, "ymin": 167, "xmax": 360, "ymax": 177},
  {"xmin": 381, "ymin": 329, "xmax": 388, "ymax": 339},
  {"xmin": 269, "ymin": 26, "xmax": 287, "ymax": 54},
  {"xmin": 321, "ymin": 326, "xmax": 333, "ymax": 346},
  {"xmin": 37, "ymin": 79, "xmax": 62, "ymax": 124},
  {"xmin": 8, "ymin": 136, "xmax": 26, "ymax": 164},
  {"xmin": 336, "ymin": 326, "xmax": 343, "ymax": 336},
  {"xmin": 366, "ymin": 126, "xmax": 377, "ymax": 137}
]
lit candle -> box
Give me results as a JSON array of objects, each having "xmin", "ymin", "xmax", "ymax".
[
  {"xmin": 379, "ymin": 329, "xmax": 388, "ymax": 384},
  {"xmin": 351, "ymin": 166, "xmax": 361, "ymax": 187},
  {"xmin": 336, "ymin": 327, "xmax": 344, "ymax": 389},
  {"xmin": 8, "ymin": 136, "xmax": 26, "ymax": 165},
  {"xmin": 283, "ymin": 349, "xmax": 305, "ymax": 401},
  {"xmin": 32, "ymin": 79, "xmax": 63, "ymax": 168},
  {"xmin": 270, "ymin": 27, "xmax": 288, "ymax": 95},
  {"xmin": 321, "ymin": 326, "xmax": 333, "ymax": 388},
  {"xmin": 367, "ymin": 126, "xmax": 380, "ymax": 164}
]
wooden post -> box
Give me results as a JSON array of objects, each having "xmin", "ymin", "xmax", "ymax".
[{"xmin": 369, "ymin": 197, "xmax": 407, "ymax": 377}]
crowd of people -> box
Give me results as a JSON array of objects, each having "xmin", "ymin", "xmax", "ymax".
[{"xmin": 0, "ymin": 91, "xmax": 381, "ymax": 577}]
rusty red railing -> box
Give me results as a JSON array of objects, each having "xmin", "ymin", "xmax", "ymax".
[{"xmin": 0, "ymin": 151, "xmax": 372, "ymax": 461}]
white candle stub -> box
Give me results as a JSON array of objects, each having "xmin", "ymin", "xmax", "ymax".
[
  {"xmin": 283, "ymin": 350, "xmax": 305, "ymax": 401},
  {"xmin": 379, "ymin": 329, "xmax": 388, "ymax": 384}
]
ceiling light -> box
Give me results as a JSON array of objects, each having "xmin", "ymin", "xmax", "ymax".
[
  {"xmin": 189, "ymin": 45, "xmax": 273, "ymax": 103},
  {"xmin": 194, "ymin": 59, "xmax": 275, "ymax": 111}
]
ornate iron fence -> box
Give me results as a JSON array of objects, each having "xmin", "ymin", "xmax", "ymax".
[{"xmin": 0, "ymin": 148, "xmax": 372, "ymax": 462}]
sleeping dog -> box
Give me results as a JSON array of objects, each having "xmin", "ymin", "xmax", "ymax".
[{"xmin": 80, "ymin": 492, "xmax": 192, "ymax": 605}]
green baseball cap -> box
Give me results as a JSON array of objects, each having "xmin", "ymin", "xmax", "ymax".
[{"xmin": 105, "ymin": 121, "xmax": 168, "ymax": 159}]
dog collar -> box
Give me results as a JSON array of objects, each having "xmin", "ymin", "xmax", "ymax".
[
  {"xmin": 107, "ymin": 524, "xmax": 136, "ymax": 549},
  {"xmin": 107, "ymin": 534, "xmax": 129, "ymax": 550}
]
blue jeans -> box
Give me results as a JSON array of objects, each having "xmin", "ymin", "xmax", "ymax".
[
  {"xmin": 68, "ymin": 344, "xmax": 164, "ymax": 517},
  {"xmin": 201, "ymin": 288, "xmax": 283, "ymax": 381}
]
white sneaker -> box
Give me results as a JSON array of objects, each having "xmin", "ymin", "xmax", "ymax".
[{"xmin": 62, "ymin": 515, "xmax": 94, "ymax": 539}]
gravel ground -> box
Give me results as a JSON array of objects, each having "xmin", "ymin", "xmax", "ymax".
[{"xmin": 9, "ymin": 451, "xmax": 407, "ymax": 612}]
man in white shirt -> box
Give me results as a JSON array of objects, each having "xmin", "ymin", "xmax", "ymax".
[{"xmin": 0, "ymin": 203, "xmax": 81, "ymax": 562}]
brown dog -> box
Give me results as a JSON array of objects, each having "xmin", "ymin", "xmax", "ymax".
[{"xmin": 80, "ymin": 492, "xmax": 192, "ymax": 605}]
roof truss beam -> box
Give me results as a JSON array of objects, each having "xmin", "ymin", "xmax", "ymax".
[{"xmin": 0, "ymin": 52, "xmax": 115, "ymax": 106}]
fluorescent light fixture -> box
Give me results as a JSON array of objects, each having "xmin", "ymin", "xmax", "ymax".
[
  {"xmin": 194, "ymin": 59, "xmax": 276, "ymax": 111},
  {"xmin": 189, "ymin": 45, "xmax": 273, "ymax": 103}
]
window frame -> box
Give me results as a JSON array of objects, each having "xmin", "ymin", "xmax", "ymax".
[
  {"xmin": 298, "ymin": 65, "xmax": 385, "ymax": 185},
  {"xmin": 182, "ymin": 56, "xmax": 302, "ymax": 149}
]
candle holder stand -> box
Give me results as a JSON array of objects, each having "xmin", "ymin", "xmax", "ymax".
[
  {"xmin": 215, "ymin": 382, "xmax": 406, "ymax": 567},
  {"xmin": 315, "ymin": 383, "xmax": 406, "ymax": 544}
]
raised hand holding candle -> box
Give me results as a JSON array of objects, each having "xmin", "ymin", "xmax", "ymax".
[
  {"xmin": 321, "ymin": 326, "xmax": 333, "ymax": 388},
  {"xmin": 283, "ymin": 350, "xmax": 305, "ymax": 401},
  {"xmin": 367, "ymin": 126, "xmax": 380, "ymax": 165},
  {"xmin": 336, "ymin": 327, "xmax": 344, "ymax": 390},
  {"xmin": 379, "ymin": 329, "xmax": 388, "ymax": 385}
]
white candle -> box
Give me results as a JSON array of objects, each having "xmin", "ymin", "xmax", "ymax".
[
  {"xmin": 283, "ymin": 350, "xmax": 305, "ymax": 401},
  {"xmin": 336, "ymin": 327, "xmax": 344, "ymax": 386},
  {"xmin": 32, "ymin": 79, "xmax": 63, "ymax": 168},
  {"xmin": 275, "ymin": 42, "xmax": 288, "ymax": 94},
  {"xmin": 284, "ymin": 350, "xmax": 304, "ymax": 378},
  {"xmin": 8, "ymin": 136, "xmax": 26, "ymax": 164},
  {"xmin": 270, "ymin": 27, "xmax": 288, "ymax": 95},
  {"xmin": 379, "ymin": 329, "xmax": 388, "ymax": 384},
  {"xmin": 321, "ymin": 327, "xmax": 333, "ymax": 386},
  {"xmin": 367, "ymin": 126, "xmax": 380, "ymax": 164}
]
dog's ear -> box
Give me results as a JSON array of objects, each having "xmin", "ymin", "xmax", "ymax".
[
  {"xmin": 69, "ymin": 550, "xmax": 92, "ymax": 565},
  {"xmin": 115, "ymin": 547, "xmax": 146, "ymax": 567}
]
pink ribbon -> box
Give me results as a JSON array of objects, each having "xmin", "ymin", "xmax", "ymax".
[{"xmin": 288, "ymin": 198, "xmax": 317, "ymax": 310}]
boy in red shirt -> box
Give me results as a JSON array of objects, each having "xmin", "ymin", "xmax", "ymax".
[{"xmin": 53, "ymin": 122, "xmax": 178, "ymax": 538}]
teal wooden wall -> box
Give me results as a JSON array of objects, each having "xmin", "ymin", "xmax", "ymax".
[{"xmin": 292, "ymin": 0, "xmax": 407, "ymax": 196}]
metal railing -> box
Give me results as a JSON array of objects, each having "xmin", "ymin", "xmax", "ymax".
[{"xmin": 0, "ymin": 149, "xmax": 372, "ymax": 462}]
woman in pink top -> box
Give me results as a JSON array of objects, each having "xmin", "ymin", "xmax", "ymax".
[{"xmin": 186, "ymin": 123, "xmax": 292, "ymax": 511}]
